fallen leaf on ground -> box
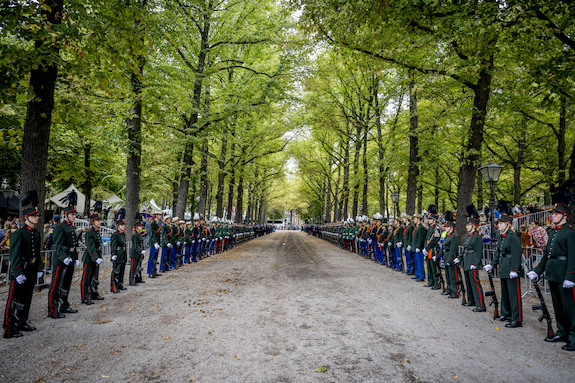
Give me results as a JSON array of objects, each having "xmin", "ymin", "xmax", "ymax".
[
  {"xmin": 401, "ymin": 359, "xmax": 409, "ymax": 363},
  {"xmin": 162, "ymin": 336, "xmax": 171, "ymax": 340},
  {"xmin": 315, "ymin": 366, "xmax": 327, "ymax": 373}
]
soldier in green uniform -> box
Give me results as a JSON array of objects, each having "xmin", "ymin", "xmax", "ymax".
[
  {"xmin": 129, "ymin": 222, "xmax": 146, "ymax": 286},
  {"xmin": 442, "ymin": 212, "xmax": 461, "ymax": 299},
  {"xmin": 484, "ymin": 204, "xmax": 523, "ymax": 328},
  {"xmin": 3, "ymin": 194, "xmax": 41, "ymax": 338},
  {"xmin": 49, "ymin": 202, "xmax": 79, "ymax": 318},
  {"xmin": 461, "ymin": 206, "xmax": 485, "ymax": 312},
  {"xmin": 392, "ymin": 217, "xmax": 404, "ymax": 271},
  {"xmin": 528, "ymin": 203, "xmax": 575, "ymax": 350},
  {"xmin": 403, "ymin": 215, "xmax": 414, "ymax": 275},
  {"xmin": 147, "ymin": 210, "xmax": 162, "ymax": 278},
  {"xmin": 110, "ymin": 219, "xmax": 127, "ymax": 293},
  {"xmin": 81, "ymin": 212, "xmax": 104, "ymax": 305},
  {"xmin": 423, "ymin": 205, "xmax": 441, "ymax": 290},
  {"xmin": 160, "ymin": 215, "xmax": 172, "ymax": 271},
  {"xmin": 410, "ymin": 213, "xmax": 427, "ymax": 282}
]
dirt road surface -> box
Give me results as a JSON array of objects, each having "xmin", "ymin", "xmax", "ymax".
[{"xmin": 1, "ymin": 231, "xmax": 572, "ymax": 382}]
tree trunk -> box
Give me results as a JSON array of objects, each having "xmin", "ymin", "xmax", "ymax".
[
  {"xmin": 236, "ymin": 171, "xmax": 244, "ymax": 223},
  {"xmin": 361, "ymin": 125, "xmax": 368, "ymax": 216},
  {"xmin": 455, "ymin": 62, "xmax": 493, "ymax": 240},
  {"xmin": 434, "ymin": 166, "xmax": 440, "ymax": 207},
  {"xmin": 334, "ymin": 150, "xmax": 341, "ymax": 221},
  {"xmin": 226, "ymin": 127, "xmax": 236, "ymax": 220},
  {"xmin": 569, "ymin": 135, "xmax": 575, "ymax": 183},
  {"xmin": 215, "ymin": 123, "xmax": 229, "ymax": 217},
  {"xmin": 406, "ymin": 70, "xmax": 419, "ymax": 215},
  {"xmin": 83, "ymin": 143, "xmax": 92, "ymax": 217},
  {"xmin": 476, "ymin": 168, "xmax": 484, "ymax": 209},
  {"xmin": 175, "ymin": 10, "xmax": 210, "ymax": 218},
  {"xmin": 557, "ymin": 95, "xmax": 567, "ymax": 184},
  {"xmin": 19, "ymin": 0, "xmax": 63, "ymax": 224},
  {"xmin": 342, "ymin": 129, "xmax": 351, "ymax": 218},
  {"xmin": 125, "ymin": 49, "xmax": 146, "ymax": 232},
  {"xmin": 513, "ymin": 130, "xmax": 526, "ymax": 205},
  {"xmin": 351, "ymin": 126, "xmax": 361, "ymax": 217}
]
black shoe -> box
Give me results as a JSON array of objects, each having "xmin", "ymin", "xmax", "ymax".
[
  {"xmin": 51, "ymin": 312, "xmax": 65, "ymax": 319},
  {"xmin": 430, "ymin": 287, "xmax": 439, "ymax": 290},
  {"xmin": 505, "ymin": 321, "xmax": 522, "ymax": 328},
  {"xmin": 497, "ymin": 315, "xmax": 511, "ymax": 322},
  {"xmin": 411, "ymin": 277, "xmax": 418, "ymax": 279},
  {"xmin": 119, "ymin": 286, "xmax": 127, "ymax": 290},
  {"xmin": 545, "ymin": 334, "xmax": 567, "ymax": 343},
  {"xmin": 448, "ymin": 295, "xmax": 458, "ymax": 299},
  {"xmin": 60, "ymin": 308, "xmax": 78, "ymax": 314},
  {"xmin": 441, "ymin": 292, "xmax": 449, "ymax": 296},
  {"xmin": 139, "ymin": 280, "xmax": 145, "ymax": 283},
  {"xmin": 129, "ymin": 283, "xmax": 138, "ymax": 286},
  {"xmin": 3, "ymin": 329, "xmax": 23, "ymax": 338},
  {"xmin": 473, "ymin": 307, "xmax": 486, "ymax": 312},
  {"xmin": 154, "ymin": 273, "xmax": 162, "ymax": 277},
  {"xmin": 17, "ymin": 323, "xmax": 36, "ymax": 331},
  {"xmin": 561, "ymin": 342, "xmax": 575, "ymax": 351},
  {"xmin": 463, "ymin": 303, "xmax": 473, "ymax": 307},
  {"xmin": 93, "ymin": 295, "xmax": 104, "ymax": 300},
  {"xmin": 424, "ymin": 284, "xmax": 433, "ymax": 287},
  {"xmin": 82, "ymin": 300, "xmax": 94, "ymax": 305}
]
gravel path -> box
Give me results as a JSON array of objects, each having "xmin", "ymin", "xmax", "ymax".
[{"xmin": 0, "ymin": 231, "xmax": 572, "ymax": 383}]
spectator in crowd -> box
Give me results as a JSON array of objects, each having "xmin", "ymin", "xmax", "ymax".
[
  {"xmin": 529, "ymin": 220, "xmax": 548, "ymax": 249},
  {"xmin": 482, "ymin": 227, "xmax": 492, "ymax": 244},
  {"xmin": 512, "ymin": 204, "xmax": 522, "ymax": 217},
  {"xmin": 479, "ymin": 213, "xmax": 487, "ymax": 225},
  {"xmin": 533, "ymin": 202, "xmax": 541, "ymax": 212}
]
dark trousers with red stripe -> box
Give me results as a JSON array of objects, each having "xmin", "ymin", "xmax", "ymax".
[
  {"xmin": 129, "ymin": 257, "xmax": 142, "ymax": 285},
  {"xmin": 81, "ymin": 262, "xmax": 96, "ymax": 302},
  {"xmin": 4, "ymin": 280, "xmax": 24, "ymax": 332},
  {"xmin": 548, "ymin": 281, "xmax": 575, "ymax": 343},
  {"xmin": 48, "ymin": 265, "xmax": 63, "ymax": 316},
  {"xmin": 465, "ymin": 269, "xmax": 485, "ymax": 308},
  {"xmin": 445, "ymin": 264, "xmax": 460, "ymax": 297},
  {"xmin": 500, "ymin": 277, "xmax": 522, "ymax": 323}
]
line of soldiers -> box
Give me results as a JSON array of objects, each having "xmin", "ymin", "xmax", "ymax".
[
  {"xmin": 3, "ymin": 195, "xmax": 274, "ymax": 339},
  {"xmin": 304, "ymin": 202, "xmax": 575, "ymax": 352}
]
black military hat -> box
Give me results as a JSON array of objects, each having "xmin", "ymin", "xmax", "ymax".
[
  {"xmin": 59, "ymin": 189, "xmax": 78, "ymax": 214},
  {"xmin": 496, "ymin": 201, "xmax": 513, "ymax": 224},
  {"xmin": 134, "ymin": 221, "xmax": 143, "ymax": 228},
  {"xmin": 466, "ymin": 204, "xmax": 480, "ymax": 226},
  {"xmin": 551, "ymin": 182, "xmax": 574, "ymax": 217},
  {"xmin": 21, "ymin": 190, "xmax": 40, "ymax": 217},
  {"xmin": 89, "ymin": 213, "xmax": 101, "ymax": 221},
  {"xmin": 427, "ymin": 205, "xmax": 439, "ymax": 220},
  {"xmin": 444, "ymin": 210, "xmax": 455, "ymax": 228},
  {"xmin": 116, "ymin": 219, "xmax": 125, "ymax": 226}
]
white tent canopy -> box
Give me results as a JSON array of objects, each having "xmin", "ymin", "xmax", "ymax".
[
  {"xmin": 49, "ymin": 184, "xmax": 95, "ymax": 214},
  {"xmin": 104, "ymin": 194, "xmax": 123, "ymax": 206}
]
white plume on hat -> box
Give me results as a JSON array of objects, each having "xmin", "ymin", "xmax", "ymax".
[
  {"xmin": 373, "ymin": 213, "xmax": 383, "ymax": 220},
  {"xmin": 172, "ymin": 216, "xmax": 179, "ymax": 222},
  {"xmin": 193, "ymin": 213, "xmax": 200, "ymax": 221}
]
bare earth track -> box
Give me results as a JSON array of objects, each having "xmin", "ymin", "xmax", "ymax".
[{"xmin": 0, "ymin": 231, "xmax": 572, "ymax": 382}]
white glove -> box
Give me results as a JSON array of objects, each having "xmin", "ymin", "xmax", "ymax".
[
  {"xmin": 167, "ymin": 243, "xmax": 173, "ymax": 248},
  {"xmin": 154, "ymin": 243, "xmax": 160, "ymax": 250},
  {"xmin": 63, "ymin": 257, "xmax": 72, "ymax": 265},
  {"xmin": 192, "ymin": 240, "xmax": 195, "ymax": 244},
  {"xmin": 470, "ymin": 265, "xmax": 477, "ymax": 270},
  {"xmin": 423, "ymin": 249, "xmax": 428, "ymax": 256},
  {"xmin": 484, "ymin": 264, "xmax": 493, "ymax": 272},
  {"xmin": 563, "ymin": 280, "xmax": 575, "ymax": 288},
  {"xmin": 141, "ymin": 250, "xmax": 146, "ymax": 255},
  {"xmin": 415, "ymin": 248, "xmax": 420, "ymax": 253},
  {"xmin": 69, "ymin": 247, "xmax": 75, "ymax": 253},
  {"xmin": 96, "ymin": 258, "xmax": 103, "ymax": 265},
  {"xmin": 527, "ymin": 271, "xmax": 538, "ymax": 280},
  {"xmin": 407, "ymin": 245, "xmax": 412, "ymax": 251},
  {"xmin": 112, "ymin": 255, "xmax": 117, "ymax": 261},
  {"xmin": 220, "ymin": 237, "xmax": 223, "ymax": 240},
  {"xmin": 397, "ymin": 242, "xmax": 402, "ymax": 247},
  {"xmin": 387, "ymin": 242, "xmax": 392, "ymax": 247},
  {"xmin": 16, "ymin": 274, "xmax": 26, "ymax": 284},
  {"xmin": 202, "ymin": 238, "xmax": 206, "ymax": 241},
  {"xmin": 37, "ymin": 271, "xmax": 43, "ymax": 279},
  {"xmin": 432, "ymin": 256, "xmax": 436, "ymax": 262},
  {"xmin": 453, "ymin": 258, "xmax": 460, "ymax": 264},
  {"xmin": 177, "ymin": 241, "xmax": 181, "ymax": 246},
  {"xmin": 75, "ymin": 260, "xmax": 80, "ymax": 267},
  {"xmin": 509, "ymin": 271, "xmax": 519, "ymax": 279}
]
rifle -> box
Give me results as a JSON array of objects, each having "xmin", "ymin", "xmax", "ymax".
[
  {"xmin": 532, "ymin": 277, "xmax": 555, "ymax": 340},
  {"xmin": 433, "ymin": 250, "xmax": 446, "ymax": 293},
  {"xmin": 485, "ymin": 271, "xmax": 500, "ymax": 320},
  {"xmin": 455, "ymin": 263, "xmax": 467, "ymax": 305}
]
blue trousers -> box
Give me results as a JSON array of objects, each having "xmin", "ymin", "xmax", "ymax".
[
  {"xmin": 191, "ymin": 241, "xmax": 199, "ymax": 262},
  {"xmin": 405, "ymin": 250, "xmax": 414, "ymax": 274},
  {"xmin": 147, "ymin": 246, "xmax": 157, "ymax": 276},
  {"xmin": 414, "ymin": 250, "xmax": 425, "ymax": 281},
  {"xmin": 169, "ymin": 246, "xmax": 176, "ymax": 269},
  {"xmin": 375, "ymin": 243, "xmax": 382, "ymax": 263},
  {"xmin": 386, "ymin": 246, "xmax": 394, "ymax": 268},
  {"xmin": 209, "ymin": 240, "xmax": 215, "ymax": 255},
  {"xmin": 160, "ymin": 247, "xmax": 169, "ymax": 272},
  {"xmin": 184, "ymin": 245, "xmax": 191, "ymax": 263},
  {"xmin": 394, "ymin": 248, "xmax": 403, "ymax": 271}
]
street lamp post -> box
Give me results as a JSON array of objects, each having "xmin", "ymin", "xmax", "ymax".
[
  {"xmin": 1, "ymin": 179, "xmax": 16, "ymax": 218},
  {"xmin": 391, "ymin": 192, "xmax": 400, "ymax": 220},
  {"xmin": 479, "ymin": 162, "xmax": 503, "ymax": 243}
]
